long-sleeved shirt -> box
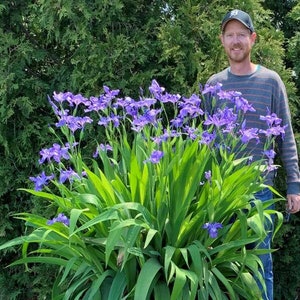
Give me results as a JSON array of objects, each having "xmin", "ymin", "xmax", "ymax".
[{"xmin": 206, "ymin": 65, "xmax": 300, "ymax": 195}]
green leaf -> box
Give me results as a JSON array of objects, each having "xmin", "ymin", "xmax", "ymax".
[
  {"xmin": 18, "ymin": 188, "xmax": 65, "ymax": 202},
  {"xmin": 105, "ymin": 222, "xmax": 123, "ymax": 266},
  {"xmin": 134, "ymin": 258, "xmax": 162, "ymax": 300},
  {"xmin": 144, "ymin": 228, "xmax": 159, "ymax": 248},
  {"xmin": 211, "ymin": 267, "xmax": 236, "ymax": 299},
  {"xmin": 154, "ymin": 282, "xmax": 171, "ymax": 300},
  {"xmin": 84, "ymin": 168, "xmax": 117, "ymax": 207},
  {"xmin": 170, "ymin": 264, "xmax": 187, "ymax": 300},
  {"xmin": 0, "ymin": 236, "xmax": 27, "ymax": 251},
  {"xmin": 187, "ymin": 243, "xmax": 203, "ymax": 278},
  {"xmin": 63, "ymin": 271, "xmax": 94, "ymax": 300},
  {"xmin": 59, "ymin": 256, "xmax": 79, "ymax": 286},
  {"xmin": 83, "ymin": 270, "xmax": 114, "ymax": 300},
  {"xmin": 107, "ymin": 271, "xmax": 127, "ymax": 300},
  {"xmin": 71, "ymin": 209, "xmax": 119, "ymax": 236},
  {"xmin": 69, "ymin": 208, "xmax": 85, "ymax": 236},
  {"xmin": 164, "ymin": 246, "xmax": 176, "ymax": 281},
  {"xmin": 9, "ymin": 256, "xmax": 69, "ymax": 268}
]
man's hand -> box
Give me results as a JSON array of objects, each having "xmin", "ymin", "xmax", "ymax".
[{"xmin": 287, "ymin": 194, "xmax": 300, "ymax": 214}]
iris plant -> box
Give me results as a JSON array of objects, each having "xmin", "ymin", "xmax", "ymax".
[{"xmin": 30, "ymin": 80, "xmax": 287, "ymax": 230}]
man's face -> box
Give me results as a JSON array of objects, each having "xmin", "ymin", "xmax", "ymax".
[{"xmin": 220, "ymin": 20, "xmax": 256, "ymax": 63}]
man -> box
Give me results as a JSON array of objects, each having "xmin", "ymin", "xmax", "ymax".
[{"xmin": 206, "ymin": 9, "xmax": 300, "ymax": 300}]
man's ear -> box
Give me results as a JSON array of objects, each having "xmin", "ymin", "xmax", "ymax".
[
  {"xmin": 219, "ymin": 34, "xmax": 224, "ymax": 45},
  {"xmin": 251, "ymin": 32, "xmax": 257, "ymax": 45}
]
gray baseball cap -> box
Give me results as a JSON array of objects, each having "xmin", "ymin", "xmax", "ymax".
[{"xmin": 221, "ymin": 9, "xmax": 254, "ymax": 33}]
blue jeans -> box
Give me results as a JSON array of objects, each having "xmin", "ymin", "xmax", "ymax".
[{"xmin": 254, "ymin": 188, "xmax": 274, "ymax": 300}]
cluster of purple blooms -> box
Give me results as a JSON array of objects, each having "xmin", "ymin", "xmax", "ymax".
[{"xmin": 29, "ymin": 80, "xmax": 287, "ymax": 237}]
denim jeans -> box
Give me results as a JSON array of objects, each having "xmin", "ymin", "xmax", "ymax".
[{"xmin": 254, "ymin": 188, "xmax": 274, "ymax": 300}]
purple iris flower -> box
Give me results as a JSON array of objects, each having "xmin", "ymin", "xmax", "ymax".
[
  {"xmin": 220, "ymin": 107, "xmax": 238, "ymax": 132},
  {"xmin": 52, "ymin": 91, "xmax": 74, "ymax": 104},
  {"xmin": 117, "ymin": 97, "xmax": 139, "ymax": 117},
  {"xmin": 259, "ymin": 125, "xmax": 286, "ymax": 138},
  {"xmin": 234, "ymin": 95, "xmax": 255, "ymax": 113},
  {"xmin": 203, "ymin": 222, "xmax": 223, "ymax": 238},
  {"xmin": 178, "ymin": 96, "xmax": 204, "ymax": 119},
  {"xmin": 59, "ymin": 168, "xmax": 84, "ymax": 184},
  {"xmin": 259, "ymin": 109, "xmax": 287, "ymax": 139},
  {"xmin": 93, "ymin": 143, "xmax": 113, "ymax": 158},
  {"xmin": 217, "ymin": 89, "xmax": 242, "ymax": 101},
  {"xmin": 50, "ymin": 143, "xmax": 70, "ymax": 163},
  {"xmin": 266, "ymin": 163, "xmax": 278, "ymax": 172},
  {"xmin": 131, "ymin": 109, "xmax": 161, "ymax": 132},
  {"xmin": 183, "ymin": 126, "xmax": 200, "ymax": 140},
  {"xmin": 138, "ymin": 97, "xmax": 157, "ymax": 107},
  {"xmin": 200, "ymin": 131, "xmax": 216, "ymax": 145},
  {"xmin": 84, "ymin": 95, "xmax": 110, "ymax": 112},
  {"xmin": 216, "ymin": 89, "xmax": 255, "ymax": 113},
  {"xmin": 97, "ymin": 114, "xmax": 120, "ymax": 128},
  {"xmin": 170, "ymin": 117, "xmax": 184, "ymax": 128},
  {"xmin": 149, "ymin": 79, "xmax": 165, "ymax": 97},
  {"xmin": 71, "ymin": 94, "xmax": 89, "ymax": 106},
  {"xmin": 126, "ymin": 106, "xmax": 138, "ymax": 117},
  {"xmin": 260, "ymin": 109, "xmax": 282, "ymax": 127},
  {"xmin": 239, "ymin": 121, "xmax": 259, "ymax": 144},
  {"xmin": 144, "ymin": 109, "xmax": 162, "ymax": 124},
  {"xmin": 204, "ymin": 108, "xmax": 235, "ymax": 127},
  {"xmin": 48, "ymin": 96, "xmax": 60, "ymax": 115},
  {"xmin": 202, "ymin": 83, "xmax": 223, "ymax": 96},
  {"xmin": 54, "ymin": 109, "xmax": 70, "ymax": 124},
  {"xmin": 39, "ymin": 143, "xmax": 70, "ymax": 164},
  {"xmin": 205, "ymin": 170, "xmax": 212, "ymax": 183},
  {"xmin": 185, "ymin": 93, "xmax": 201, "ymax": 104},
  {"xmin": 151, "ymin": 130, "xmax": 180, "ymax": 144},
  {"xmin": 86, "ymin": 85, "xmax": 120, "ymax": 112},
  {"xmin": 263, "ymin": 149, "xmax": 278, "ymax": 172},
  {"xmin": 52, "ymin": 92, "xmax": 89, "ymax": 107},
  {"xmin": 47, "ymin": 213, "xmax": 70, "ymax": 226},
  {"xmin": 179, "ymin": 104, "xmax": 204, "ymax": 119},
  {"xmin": 160, "ymin": 92, "xmax": 181, "ymax": 103},
  {"xmin": 103, "ymin": 85, "xmax": 120, "ymax": 98},
  {"xmin": 110, "ymin": 113, "xmax": 121, "ymax": 127},
  {"xmin": 144, "ymin": 150, "xmax": 164, "ymax": 164},
  {"xmin": 131, "ymin": 116, "xmax": 150, "ymax": 132},
  {"xmin": 56, "ymin": 115, "xmax": 93, "ymax": 132},
  {"xmin": 263, "ymin": 149, "xmax": 276, "ymax": 159},
  {"xmin": 29, "ymin": 171, "xmax": 54, "ymax": 191},
  {"xmin": 240, "ymin": 128, "xmax": 260, "ymax": 144},
  {"xmin": 71, "ymin": 116, "xmax": 93, "ymax": 132},
  {"xmin": 39, "ymin": 147, "xmax": 55, "ymax": 164},
  {"xmin": 98, "ymin": 116, "xmax": 110, "ymax": 127},
  {"xmin": 115, "ymin": 96, "xmax": 135, "ymax": 108}
]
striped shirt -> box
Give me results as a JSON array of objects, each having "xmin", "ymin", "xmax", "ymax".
[{"xmin": 207, "ymin": 65, "xmax": 300, "ymax": 194}]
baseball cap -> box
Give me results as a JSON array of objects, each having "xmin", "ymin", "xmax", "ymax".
[{"xmin": 221, "ymin": 9, "xmax": 254, "ymax": 33}]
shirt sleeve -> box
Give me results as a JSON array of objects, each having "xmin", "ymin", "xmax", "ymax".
[{"xmin": 272, "ymin": 74, "xmax": 300, "ymax": 195}]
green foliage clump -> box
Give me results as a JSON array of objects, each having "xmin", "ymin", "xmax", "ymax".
[{"xmin": 1, "ymin": 81, "xmax": 285, "ymax": 299}]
